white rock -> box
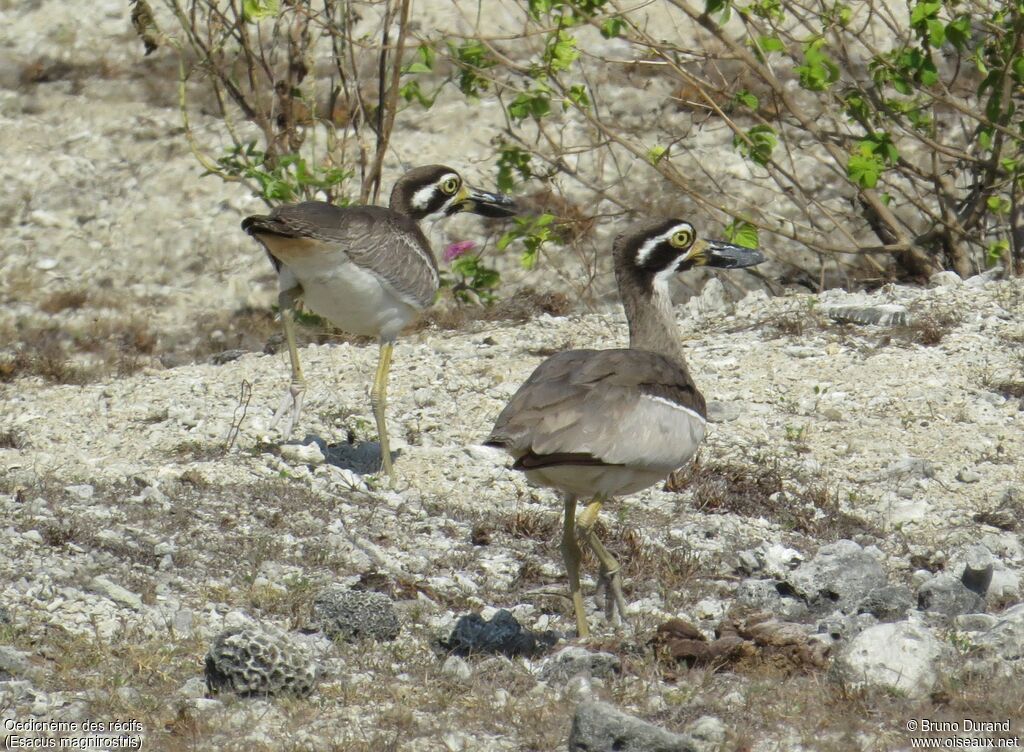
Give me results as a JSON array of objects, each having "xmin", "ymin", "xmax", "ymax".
[
  {"xmin": 64, "ymin": 484, "xmax": 94, "ymax": 500},
  {"xmin": 833, "ymin": 621, "xmax": 946, "ymax": 698},
  {"xmin": 442, "ymin": 655, "xmax": 471, "ymax": 681},
  {"xmin": 928, "ymin": 271, "xmax": 962, "ymax": 288},
  {"xmin": 279, "ymin": 442, "xmax": 326, "ymax": 465}
]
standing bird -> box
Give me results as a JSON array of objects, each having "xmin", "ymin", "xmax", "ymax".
[
  {"xmin": 486, "ymin": 218, "xmax": 765, "ymax": 637},
  {"xmin": 243, "ymin": 165, "xmax": 516, "ymax": 480}
]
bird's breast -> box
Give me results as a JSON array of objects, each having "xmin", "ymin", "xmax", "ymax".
[{"xmin": 283, "ymin": 256, "xmax": 419, "ymax": 340}]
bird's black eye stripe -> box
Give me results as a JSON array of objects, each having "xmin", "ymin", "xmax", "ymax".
[{"xmin": 638, "ymin": 243, "xmax": 683, "ymax": 274}]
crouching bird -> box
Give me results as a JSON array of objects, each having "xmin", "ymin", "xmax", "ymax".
[
  {"xmin": 486, "ymin": 218, "xmax": 765, "ymax": 636},
  {"xmin": 243, "ymin": 165, "xmax": 516, "ymax": 481}
]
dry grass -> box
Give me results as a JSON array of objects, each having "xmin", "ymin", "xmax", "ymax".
[
  {"xmin": 0, "ymin": 317, "xmax": 157, "ymax": 384},
  {"xmin": 39, "ymin": 288, "xmax": 89, "ymax": 314},
  {"xmin": 496, "ymin": 507, "xmax": 562, "ymax": 541},
  {"xmin": 891, "ymin": 310, "xmax": 962, "ymax": 346},
  {"xmin": 761, "ymin": 308, "xmax": 825, "ymax": 338},
  {"xmin": 420, "ymin": 288, "xmax": 572, "ymax": 332},
  {"xmin": 667, "ymin": 454, "xmax": 877, "ymax": 541}
]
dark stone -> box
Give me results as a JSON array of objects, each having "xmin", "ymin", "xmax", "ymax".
[
  {"xmin": 209, "ymin": 348, "xmax": 248, "ymax": 365},
  {"xmin": 961, "ymin": 548, "xmax": 995, "ymax": 597},
  {"xmin": 441, "ymin": 609, "xmax": 559, "ymax": 658},
  {"xmin": 918, "ymin": 574, "xmax": 986, "ymax": 619},
  {"xmin": 568, "ymin": 700, "xmax": 698, "ymax": 752},
  {"xmin": 856, "ymin": 585, "xmax": 915, "ymax": 621}
]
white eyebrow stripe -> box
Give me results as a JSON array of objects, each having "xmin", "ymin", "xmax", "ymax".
[
  {"xmin": 634, "ymin": 229, "xmax": 675, "ymax": 267},
  {"xmin": 641, "ymin": 394, "xmax": 707, "ymax": 424},
  {"xmin": 411, "ymin": 183, "xmax": 437, "ymax": 209}
]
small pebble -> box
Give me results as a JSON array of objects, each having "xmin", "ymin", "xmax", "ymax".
[{"xmin": 957, "ymin": 468, "xmax": 981, "ymax": 484}]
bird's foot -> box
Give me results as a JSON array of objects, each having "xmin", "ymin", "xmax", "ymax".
[
  {"xmin": 268, "ymin": 381, "xmax": 305, "ymax": 438},
  {"xmin": 596, "ymin": 564, "xmax": 630, "ymax": 628}
]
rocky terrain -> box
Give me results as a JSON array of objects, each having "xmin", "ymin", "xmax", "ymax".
[{"xmin": 2, "ymin": 1, "xmax": 1024, "ymax": 751}]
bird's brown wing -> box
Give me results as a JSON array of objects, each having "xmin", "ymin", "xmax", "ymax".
[
  {"xmin": 487, "ymin": 348, "xmax": 706, "ymax": 471},
  {"xmin": 242, "ymin": 203, "xmax": 439, "ymax": 309}
]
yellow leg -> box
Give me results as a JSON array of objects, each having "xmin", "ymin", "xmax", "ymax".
[
  {"xmin": 577, "ymin": 499, "xmax": 630, "ymax": 627},
  {"xmin": 370, "ymin": 341, "xmax": 395, "ymax": 483},
  {"xmin": 269, "ymin": 288, "xmax": 306, "ymax": 437},
  {"xmin": 561, "ymin": 494, "xmax": 590, "ymax": 638}
]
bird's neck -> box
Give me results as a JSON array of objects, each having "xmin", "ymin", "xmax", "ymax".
[
  {"xmin": 389, "ymin": 186, "xmax": 429, "ymax": 221},
  {"xmin": 621, "ymin": 275, "xmax": 688, "ymax": 368}
]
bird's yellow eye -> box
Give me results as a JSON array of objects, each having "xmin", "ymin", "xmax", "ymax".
[
  {"xmin": 441, "ymin": 177, "xmax": 460, "ymax": 195},
  {"xmin": 670, "ymin": 228, "xmax": 693, "ymax": 248}
]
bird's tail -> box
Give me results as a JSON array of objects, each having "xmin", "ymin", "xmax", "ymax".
[{"xmin": 241, "ymin": 215, "xmax": 295, "ymax": 238}]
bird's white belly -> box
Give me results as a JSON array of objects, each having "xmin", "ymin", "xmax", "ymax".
[
  {"xmin": 287, "ymin": 259, "xmax": 418, "ymax": 341},
  {"xmin": 525, "ymin": 464, "xmax": 671, "ymax": 499}
]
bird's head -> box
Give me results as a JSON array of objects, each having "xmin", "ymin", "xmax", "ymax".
[
  {"xmin": 391, "ymin": 165, "xmax": 517, "ymax": 222},
  {"xmin": 615, "ymin": 218, "xmax": 766, "ymax": 291}
]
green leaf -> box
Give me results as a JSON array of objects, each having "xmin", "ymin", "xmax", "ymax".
[
  {"xmin": 749, "ymin": 0, "xmax": 783, "ymax": 22},
  {"xmin": 909, "ymin": 1, "xmax": 940, "ymax": 26},
  {"xmin": 242, "ymin": 0, "xmax": 278, "ymax": 22},
  {"xmin": 544, "ymin": 30, "xmax": 579, "ymax": 72},
  {"xmin": 734, "ymin": 89, "xmax": 759, "ymax": 110},
  {"xmin": 399, "ymin": 80, "xmax": 437, "ymax": 108},
  {"xmin": 566, "ymin": 84, "xmax": 590, "ymax": 109},
  {"xmin": 925, "ymin": 19, "xmax": 945, "ymax": 47},
  {"xmin": 795, "ymin": 38, "xmax": 839, "ymax": 91},
  {"xmin": 448, "ymin": 254, "xmax": 501, "ymax": 304},
  {"xmin": 449, "ymin": 41, "xmax": 496, "ymax": 98},
  {"xmin": 509, "ymin": 85, "xmax": 552, "ymax": 121},
  {"xmin": 600, "ymin": 16, "xmax": 624, "ymax": 38},
  {"xmin": 733, "ymin": 124, "xmax": 776, "ymax": 166},
  {"xmin": 847, "ymin": 152, "xmax": 885, "ymax": 188},
  {"xmin": 758, "ymin": 36, "xmax": 784, "ymax": 53},
  {"xmin": 1013, "ymin": 56, "xmax": 1024, "ymax": 83},
  {"xmin": 859, "ymin": 133, "xmax": 899, "ymax": 165},
  {"xmin": 497, "ymin": 145, "xmax": 533, "ymax": 193},
  {"xmin": 496, "ymin": 214, "xmax": 557, "ymax": 270},
  {"xmin": 986, "ymin": 240, "xmax": 1009, "ymax": 267},
  {"xmin": 919, "ymin": 57, "xmax": 938, "ymax": 86},
  {"xmin": 946, "ymin": 16, "xmax": 971, "ymax": 50},
  {"xmin": 986, "ymin": 196, "xmax": 1011, "ymax": 214},
  {"xmin": 724, "ymin": 219, "xmax": 759, "ymax": 249},
  {"xmin": 842, "ymin": 90, "xmax": 871, "ymax": 123},
  {"xmin": 647, "ymin": 145, "xmax": 668, "ymax": 165}
]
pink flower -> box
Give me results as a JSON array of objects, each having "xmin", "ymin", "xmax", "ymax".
[{"xmin": 443, "ymin": 240, "xmax": 477, "ymax": 262}]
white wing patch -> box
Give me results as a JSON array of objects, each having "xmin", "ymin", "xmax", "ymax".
[{"xmin": 642, "ymin": 394, "xmax": 707, "ymax": 425}]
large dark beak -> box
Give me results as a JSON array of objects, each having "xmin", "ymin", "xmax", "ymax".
[
  {"xmin": 446, "ymin": 186, "xmax": 518, "ymax": 218},
  {"xmin": 697, "ymin": 239, "xmax": 766, "ymax": 268}
]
